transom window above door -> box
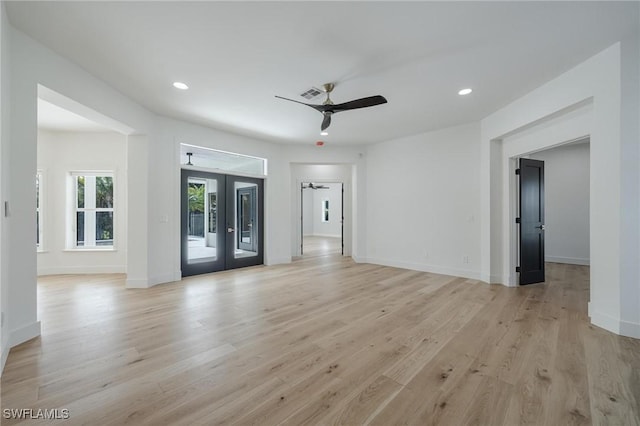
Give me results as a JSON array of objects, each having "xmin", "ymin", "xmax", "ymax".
[{"xmin": 180, "ymin": 143, "xmax": 267, "ymax": 176}]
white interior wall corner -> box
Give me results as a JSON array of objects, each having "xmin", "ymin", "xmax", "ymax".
[{"xmin": 618, "ymin": 26, "xmax": 640, "ymax": 334}]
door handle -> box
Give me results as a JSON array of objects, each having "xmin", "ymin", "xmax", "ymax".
[
  {"xmin": 536, "ymin": 225, "xmax": 545, "ymax": 230},
  {"xmin": 227, "ymin": 227, "xmax": 235, "ymax": 233}
]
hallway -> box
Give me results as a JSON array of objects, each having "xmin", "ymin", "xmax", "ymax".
[{"xmin": 302, "ymin": 235, "xmax": 341, "ymax": 257}]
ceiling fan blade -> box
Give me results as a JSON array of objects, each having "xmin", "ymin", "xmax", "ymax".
[
  {"xmin": 330, "ymin": 95, "xmax": 387, "ymax": 113},
  {"xmin": 321, "ymin": 113, "xmax": 332, "ymax": 131},
  {"xmin": 275, "ymin": 96, "xmax": 325, "ymax": 113},
  {"xmin": 276, "ymin": 90, "xmax": 388, "ymax": 131}
]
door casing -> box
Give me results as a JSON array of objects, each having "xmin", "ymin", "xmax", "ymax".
[{"xmin": 299, "ymin": 181, "xmax": 344, "ymax": 256}]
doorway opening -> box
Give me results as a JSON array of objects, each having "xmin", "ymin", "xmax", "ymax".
[
  {"xmin": 36, "ymin": 86, "xmax": 132, "ymax": 278},
  {"xmin": 300, "ymin": 182, "xmax": 343, "ymax": 257},
  {"xmin": 513, "ymin": 138, "xmax": 590, "ymax": 286}
]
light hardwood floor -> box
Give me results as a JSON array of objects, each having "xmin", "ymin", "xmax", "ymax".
[
  {"xmin": 2, "ymin": 258, "xmax": 639, "ymax": 425},
  {"xmin": 302, "ymin": 236, "xmax": 342, "ymax": 257}
]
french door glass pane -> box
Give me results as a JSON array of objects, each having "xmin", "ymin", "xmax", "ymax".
[
  {"xmin": 187, "ymin": 178, "xmax": 218, "ymax": 264},
  {"xmin": 234, "ymin": 182, "xmax": 258, "ymax": 259}
]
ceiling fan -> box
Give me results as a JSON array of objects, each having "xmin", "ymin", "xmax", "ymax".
[
  {"xmin": 303, "ymin": 183, "xmax": 329, "ymax": 190},
  {"xmin": 276, "ymin": 83, "xmax": 387, "ymax": 131}
]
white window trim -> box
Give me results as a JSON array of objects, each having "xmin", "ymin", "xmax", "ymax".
[{"xmin": 68, "ymin": 171, "xmax": 116, "ymax": 251}]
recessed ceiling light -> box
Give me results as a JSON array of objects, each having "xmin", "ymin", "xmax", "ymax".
[
  {"xmin": 173, "ymin": 82, "xmax": 189, "ymax": 90},
  {"xmin": 458, "ymin": 88, "xmax": 472, "ymax": 96},
  {"xmin": 320, "ymin": 131, "xmax": 328, "ymax": 136}
]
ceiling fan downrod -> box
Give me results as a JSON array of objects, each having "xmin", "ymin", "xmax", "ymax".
[{"xmin": 322, "ymin": 83, "xmax": 335, "ymax": 106}]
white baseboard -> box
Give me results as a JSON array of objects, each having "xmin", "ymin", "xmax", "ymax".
[
  {"xmin": 265, "ymin": 257, "xmax": 292, "ymax": 266},
  {"xmin": 126, "ymin": 278, "xmax": 149, "ymax": 289},
  {"xmin": 1, "ymin": 322, "xmax": 42, "ymax": 377},
  {"xmin": 489, "ymin": 274, "xmax": 507, "ymax": 285},
  {"xmin": 365, "ymin": 257, "xmax": 482, "ymax": 281},
  {"xmin": 147, "ymin": 271, "xmax": 182, "ymax": 287},
  {"xmin": 619, "ymin": 319, "xmax": 640, "ymax": 339},
  {"xmin": 9, "ymin": 321, "xmax": 41, "ymax": 348},
  {"xmin": 492, "ymin": 276, "xmax": 517, "ymax": 287},
  {"xmin": 352, "ymin": 255, "xmax": 367, "ymax": 264},
  {"xmin": 38, "ymin": 265, "xmax": 126, "ymax": 276},
  {"xmin": 589, "ymin": 303, "xmax": 640, "ymax": 339},
  {"xmin": 1, "ymin": 337, "xmax": 8, "ymax": 376},
  {"xmin": 546, "ymin": 256, "xmax": 590, "ymax": 266}
]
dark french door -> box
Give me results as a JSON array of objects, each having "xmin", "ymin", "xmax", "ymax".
[
  {"xmin": 518, "ymin": 158, "xmax": 545, "ymax": 285},
  {"xmin": 181, "ymin": 170, "xmax": 264, "ymax": 277}
]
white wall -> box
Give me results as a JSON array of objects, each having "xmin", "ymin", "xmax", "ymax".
[
  {"xmin": 618, "ymin": 22, "xmax": 640, "ymax": 342},
  {"xmin": 159, "ymin": 116, "xmax": 289, "ymax": 281},
  {"xmin": 481, "ymin": 38, "xmax": 640, "ymax": 338},
  {"xmin": 0, "ymin": 1, "xmax": 9, "ymax": 373},
  {"xmin": 312, "ymin": 183, "xmax": 342, "ymax": 237},
  {"xmin": 125, "ymin": 134, "xmax": 149, "ymax": 288},
  {"xmin": 37, "ymin": 130, "xmax": 128, "ymax": 275},
  {"xmin": 3, "ymin": 22, "xmax": 154, "ymax": 360},
  {"xmin": 149, "ymin": 117, "xmax": 367, "ymax": 281},
  {"xmin": 365, "ymin": 122, "xmax": 482, "ymax": 279},
  {"xmin": 530, "ymin": 142, "xmax": 590, "ymax": 265}
]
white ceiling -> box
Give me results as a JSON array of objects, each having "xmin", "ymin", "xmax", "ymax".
[
  {"xmin": 37, "ymin": 99, "xmax": 115, "ymax": 133},
  {"xmin": 7, "ymin": 1, "xmax": 639, "ymax": 145}
]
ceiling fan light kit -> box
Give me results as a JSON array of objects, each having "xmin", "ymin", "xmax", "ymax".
[{"xmin": 276, "ymin": 82, "xmax": 387, "ymax": 131}]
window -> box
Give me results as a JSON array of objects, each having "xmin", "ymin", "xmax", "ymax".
[
  {"xmin": 322, "ymin": 199, "xmax": 329, "ymax": 222},
  {"xmin": 72, "ymin": 173, "xmax": 114, "ymax": 248},
  {"xmin": 180, "ymin": 143, "xmax": 268, "ymax": 176},
  {"xmin": 36, "ymin": 172, "xmax": 43, "ymax": 250}
]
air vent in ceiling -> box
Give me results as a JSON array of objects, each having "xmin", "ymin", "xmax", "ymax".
[{"xmin": 300, "ymin": 87, "xmax": 323, "ymax": 100}]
